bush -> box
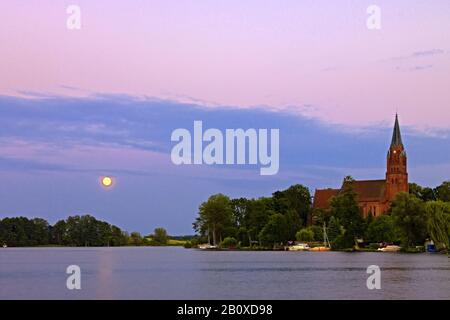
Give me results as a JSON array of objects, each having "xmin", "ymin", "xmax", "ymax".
[
  {"xmin": 296, "ymin": 228, "xmax": 314, "ymax": 242},
  {"xmin": 220, "ymin": 237, "xmax": 238, "ymax": 248},
  {"xmin": 309, "ymin": 225, "xmax": 323, "ymax": 241},
  {"xmin": 183, "ymin": 241, "xmax": 193, "ymax": 249},
  {"xmin": 190, "ymin": 237, "xmax": 200, "ymax": 246}
]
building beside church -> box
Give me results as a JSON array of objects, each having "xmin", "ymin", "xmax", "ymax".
[{"xmin": 312, "ymin": 114, "xmax": 409, "ymax": 218}]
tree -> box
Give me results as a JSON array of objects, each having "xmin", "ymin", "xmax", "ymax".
[
  {"xmin": 0, "ymin": 215, "xmax": 129, "ymax": 247},
  {"xmin": 284, "ymin": 209, "xmax": 302, "ymax": 241},
  {"xmin": 0, "ymin": 217, "xmax": 53, "ymax": 247},
  {"xmin": 0, "ymin": 217, "xmax": 32, "ymax": 246},
  {"xmin": 230, "ymin": 198, "xmax": 248, "ymax": 228},
  {"xmin": 329, "ymin": 176, "xmax": 365, "ymax": 248},
  {"xmin": 258, "ymin": 213, "xmax": 288, "ymax": 247},
  {"xmin": 245, "ymin": 198, "xmax": 273, "ymax": 246},
  {"xmin": 51, "ymin": 220, "xmax": 67, "ymax": 245},
  {"xmin": 308, "ymin": 225, "xmax": 323, "ymax": 241},
  {"xmin": 365, "ymin": 215, "xmax": 398, "ymax": 243},
  {"xmin": 194, "ymin": 194, "xmax": 234, "ymax": 246},
  {"xmin": 30, "ymin": 218, "xmax": 50, "ymax": 245},
  {"xmin": 296, "ymin": 228, "xmax": 314, "ymax": 242},
  {"xmin": 129, "ymin": 232, "xmax": 143, "ymax": 246},
  {"xmin": 111, "ymin": 225, "xmax": 128, "ymax": 246},
  {"xmin": 409, "ymin": 183, "xmax": 436, "ymax": 201},
  {"xmin": 391, "ymin": 192, "xmax": 427, "ymax": 247},
  {"xmin": 295, "ymin": 226, "xmax": 322, "ymax": 242},
  {"xmin": 231, "ymin": 197, "xmax": 252, "ymax": 246},
  {"xmin": 327, "ymin": 216, "xmax": 343, "ymax": 243},
  {"xmin": 435, "ymin": 181, "xmax": 450, "ymax": 202},
  {"xmin": 272, "ymin": 184, "xmax": 311, "ymax": 227},
  {"xmin": 425, "ymin": 201, "xmax": 450, "ymax": 251},
  {"xmin": 61, "ymin": 215, "xmax": 109, "ymax": 246},
  {"xmin": 312, "ymin": 208, "xmax": 331, "ymax": 227},
  {"xmin": 152, "ymin": 227, "xmax": 168, "ymax": 245}
]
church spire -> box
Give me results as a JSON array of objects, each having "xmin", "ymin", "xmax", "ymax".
[
  {"xmin": 386, "ymin": 113, "xmax": 408, "ymax": 202},
  {"xmin": 390, "ymin": 113, "xmax": 403, "ymax": 147}
]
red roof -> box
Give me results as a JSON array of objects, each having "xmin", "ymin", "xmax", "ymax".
[
  {"xmin": 313, "ymin": 188, "xmax": 339, "ymax": 209},
  {"xmin": 313, "ymin": 179, "xmax": 386, "ymax": 209},
  {"xmin": 348, "ymin": 179, "xmax": 386, "ymax": 202}
]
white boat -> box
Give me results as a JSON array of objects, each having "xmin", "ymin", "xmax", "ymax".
[
  {"xmin": 378, "ymin": 245, "xmax": 401, "ymax": 252},
  {"xmin": 289, "ymin": 243, "xmax": 310, "ymax": 251},
  {"xmin": 198, "ymin": 243, "xmax": 217, "ymax": 250},
  {"xmin": 2, "ymin": 244, "xmax": 7, "ymax": 248}
]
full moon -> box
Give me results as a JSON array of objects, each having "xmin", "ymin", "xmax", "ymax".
[{"xmin": 101, "ymin": 176, "xmax": 113, "ymax": 187}]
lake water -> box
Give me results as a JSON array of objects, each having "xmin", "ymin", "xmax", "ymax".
[{"xmin": 0, "ymin": 247, "xmax": 448, "ymax": 299}]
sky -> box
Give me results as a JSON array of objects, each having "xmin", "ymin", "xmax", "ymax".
[{"xmin": 0, "ymin": 1, "xmax": 449, "ymax": 234}]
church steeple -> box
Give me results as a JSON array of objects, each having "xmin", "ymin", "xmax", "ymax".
[
  {"xmin": 386, "ymin": 113, "xmax": 408, "ymax": 202},
  {"xmin": 390, "ymin": 113, "xmax": 403, "ymax": 147}
]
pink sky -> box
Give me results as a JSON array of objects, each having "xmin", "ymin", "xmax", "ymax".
[{"xmin": 1, "ymin": 0, "xmax": 450, "ymax": 131}]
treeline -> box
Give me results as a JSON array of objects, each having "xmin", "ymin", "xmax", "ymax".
[
  {"xmin": 193, "ymin": 184, "xmax": 311, "ymax": 247},
  {"xmin": 192, "ymin": 179, "xmax": 450, "ymax": 251},
  {"xmin": 0, "ymin": 215, "xmax": 171, "ymax": 247}
]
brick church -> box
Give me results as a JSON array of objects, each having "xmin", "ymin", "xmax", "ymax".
[{"xmin": 313, "ymin": 114, "xmax": 409, "ymax": 218}]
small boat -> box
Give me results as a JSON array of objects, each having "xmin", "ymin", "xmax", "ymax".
[
  {"xmin": 309, "ymin": 246, "xmax": 331, "ymax": 252},
  {"xmin": 288, "ymin": 243, "xmax": 310, "ymax": 251},
  {"xmin": 2, "ymin": 244, "xmax": 7, "ymax": 248},
  {"xmin": 198, "ymin": 243, "xmax": 217, "ymax": 250},
  {"xmin": 378, "ymin": 245, "xmax": 401, "ymax": 252},
  {"xmin": 308, "ymin": 223, "xmax": 331, "ymax": 252}
]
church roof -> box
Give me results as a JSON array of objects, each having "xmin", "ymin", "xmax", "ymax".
[
  {"xmin": 391, "ymin": 113, "xmax": 403, "ymax": 147},
  {"xmin": 313, "ymin": 188, "xmax": 339, "ymax": 209},
  {"xmin": 313, "ymin": 179, "xmax": 386, "ymax": 209},
  {"xmin": 344, "ymin": 179, "xmax": 386, "ymax": 202}
]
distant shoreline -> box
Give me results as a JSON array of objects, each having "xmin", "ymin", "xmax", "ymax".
[{"xmin": 2, "ymin": 246, "xmax": 442, "ymax": 254}]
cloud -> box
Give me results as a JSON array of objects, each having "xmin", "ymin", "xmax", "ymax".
[
  {"xmin": 377, "ymin": 49, "xmax": 445, "ymax": 74},
  {"xmin": 1, "ymin": 93, "xmax": 449, "ymax": 177},
  {"xmin": 395, "ymin": 64, "xmax": 433, "ymax": 72},
  {"xmin": 382, "ymin": 49, "xmax": 446, "ymax": 62},
  {"xmin": 0, "ymin": 156, "xmax": 71, "ymax": 173},
  {"xmin": 411, "ymin": 49, "xmax": 445, "ymax": 57}
]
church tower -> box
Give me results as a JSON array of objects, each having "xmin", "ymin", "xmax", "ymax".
[{"xmin": 385, "ymin": 114, "xmax": 408, "ymax": 202}]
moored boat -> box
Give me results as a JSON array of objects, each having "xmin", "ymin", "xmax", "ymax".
[
  {"xmin": 309, "ymin": 246, "xmax": 331, "ymax": 252},
  {"xmin": 377, "ymin": 245, "xmax": 401, "ymax": 252},
  {"xmin": 308, "ymin": 223, "xmax": 331, "ymax": 252},
  {"xmin": 288, "ymin": 243, "xmax": 310, "ymax": 251},
  {"xmin": 198, "ymin": 243, "xmax": 217, "ymax": 250}
]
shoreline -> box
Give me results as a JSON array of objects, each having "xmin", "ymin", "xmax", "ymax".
[{"xmin": 2, "ymin": 245, "xmax": 446, "ymax": 254}]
